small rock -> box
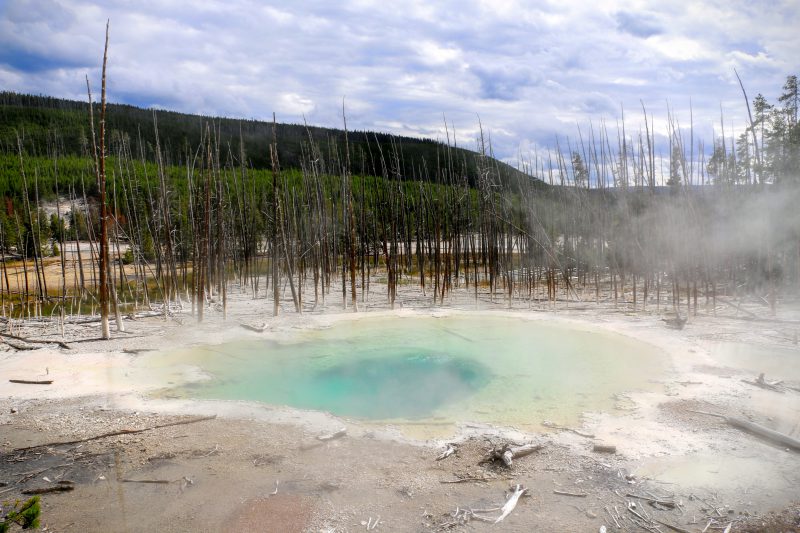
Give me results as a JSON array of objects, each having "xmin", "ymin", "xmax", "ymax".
[
  {"xmin": 586, "ymin": 509, "xmax": 598, "ymax": 518},
  {"xmin": 10, "ymin": 408, "xmax": 17, "ymax": 414}
]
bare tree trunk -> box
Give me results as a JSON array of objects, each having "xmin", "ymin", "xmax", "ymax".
[
  {"xmin": 88, "ymin": 21, "xmax": 111, "ymax": 339},
  {"xmin": 342, "ymin": 103, "xmax": 358, "ymax": 312}
]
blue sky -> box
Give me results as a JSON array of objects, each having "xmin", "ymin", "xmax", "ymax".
[{"xmin": 1, "ymin": 0, "xmax": 798, "ymax": 169}]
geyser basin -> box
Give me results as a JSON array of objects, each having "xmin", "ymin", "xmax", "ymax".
[{"xmin": 157, "ymin": 315, "xmax": 666, "ymax": 431}]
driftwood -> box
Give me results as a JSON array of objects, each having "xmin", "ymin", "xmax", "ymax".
[
  {"xmin": 440, "ymin": 476, "xmax": 491, "ymax": 484},
  {"xmin": 542, "ymin": 420, "xmax": 595, "ymax": 438},
  {"xmin": 123, "ymin": 348, "xmax": 156, "ymax": 354},
  {"xmin": 626, "ymin": 501, "xmax": 654, "ymax": 528},
  {"xmin": 689, "ymin": 410, "xmax": 800, "ymax": 451},
  {"xmin": 0, "ymin": 332, "xmax": 71, "ymax": 349},
  {"xmin": 9, "ymin": 379, "xmax": 53, "ymax": 385},
  {"xmin": 482, "ymin": 443, "xmax": 543, "ymax": 467},
  {"xmin": 301, "ymin": 428, "xmax": 347, "ymax": 451},
  {"xmin": 726, "ymin": 415, "xmax": 800, "ymax": 451},
  {"xmin": 605, "ymin": 506, "xmax": 621, "ymax": 528},
  {"xmin": 652, "ymin": 518, "xmax": 692, "ymax": 533},
  {"xmin": 553, "ymin": 489, "xmax": 587, "ymax": 497},
  {"xmin": 22, "ymin": 484, "xmax": 74, "ymax": 495},
  {"xmin": 3, "ymin": 341, "xmax": 39, "ymax": 351},
  {"xmin": 741, "ymin": 373, "xmax": 786, "ymax": 393},
  {"xmin": 14, "ymin": 415, "xmax": 217, "ymax": 452},
  {"xmin": 494, "ymin": 485, "xmax": 528, "ymax": 523},
  {"xmin": 122, "ymin": 477, "xmax": 194, "ymax": 492},
  {"xmin": 626, "ymin": 492, "xmax": 676, "ymax": 509},
  {"xmin": 317, "ymin": 428, "xmax": 346, "ymax": 441},
  {"xmin": 436, "ymin": 444, "xmax": 457, "ymax": 461},
  {"xmin": 442, "ymin": 485, "xmax": 529, "ymax": 527},
  {"xmin": 67, "ymin": 335, "xmax": 147, "ymax": 344},
  {"xmin": 239, "ymin": 322, "xmax": 267, "ymax": 333}
]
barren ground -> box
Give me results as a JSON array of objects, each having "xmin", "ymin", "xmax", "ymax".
[{"xmin": 1, "ymin": 280, "xmax": 800, "ymax": 532}]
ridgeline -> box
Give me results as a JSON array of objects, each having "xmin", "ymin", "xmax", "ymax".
[{"xmin": 0, "ymin": 91, "xmax": 538, "ymax": 191}]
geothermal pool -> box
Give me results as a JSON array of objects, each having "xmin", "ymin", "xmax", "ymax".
[{"xmin": 154, "ymin": 315, "xmax": 666, "ymax": 432}]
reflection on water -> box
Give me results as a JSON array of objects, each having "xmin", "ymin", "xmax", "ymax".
[{"xmin": 154, "ymin": 316, "xmax": 666, "ymax": 434}]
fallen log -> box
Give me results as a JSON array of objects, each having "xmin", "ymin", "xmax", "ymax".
[
  {"xmin": 440, "ymin": 477, "xmax": 491, "ymax": 484},
  {"xmin": 68, "ymin": 335, "xmax": 146, "ymax": 344},
  {"xmin": 239, "ymin": 322, "xmax": 267, "ymax": 333},
  {"xmin": 22, "ymin": 485, "xmax": 74, "ymax": 495},
  {"xmin": 3, "ymin": 341, "xmax": 39, "ymax": 350},
  {"xmin": 14, "ymin": 415, "xmax": 217, "ymax": 452},
  {"xmin": 123, "ymin": 348, "xmax": 156, "ymax": 354},
  {"xmin": 726, "ymin": 415, "xmax": 800, "ymax": 451},
  {"xmin": 689, "ymin": 410, "xmax": 800, "ymax": 451},
  {"xmin": 482, "ymin": 443, "xmax": 543, "ymax": 467},
  {"xmin": 317, "ymin": 428, "xmax": 346, "ymax": 441},
  {"xmin": 0, "ymin": 332, "xmax": 71, "ymax": 350},
  {"xmin": 742, "ymin": 378, "xmax": 784, "ymax": 393},
  {"xmin": 9, "ymin": 379, "xmax": 53, "ymax": 385},
  {"xmin": 300, "ymin": 428, "xmax": 348, "ymax": 450}
]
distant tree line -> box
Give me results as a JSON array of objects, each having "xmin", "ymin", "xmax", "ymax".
[
  {"xmin": 0, "ymin": 77, "xmax": 797, "ymax": 323},
  {"xmin": 0, "ymin": 91, "xmax": 533, "ymax": 189},
  {"xmin": 706, "ymin": 75, "xmax": 799, "ymax": 185}
]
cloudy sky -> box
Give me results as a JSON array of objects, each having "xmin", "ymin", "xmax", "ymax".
[{"xmin": 1, "ymin": 0, "xmax": 798, "ymax": 165}]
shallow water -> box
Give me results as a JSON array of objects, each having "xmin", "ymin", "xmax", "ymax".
[
  {"xmin": 635, "ymin": 451, "xmax": 800, "ymax": 508},
  {"xmin": 708, "ymin": 341, "xmax": 800, "ymax": 381},
  {"xmin": 153, "ymin": 315, "xmax": 666, "ymax": 434}
]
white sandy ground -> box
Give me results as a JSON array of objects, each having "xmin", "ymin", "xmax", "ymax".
[{"xmin": 2, "ymin": 280, "xmax": 800, "ymax": 529}]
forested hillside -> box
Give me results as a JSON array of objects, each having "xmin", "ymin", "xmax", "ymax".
[
  {"xmin": 0, "ymin": 78, "xmax": 798, "ymax": 321},
  {"xmin": 0, "ymin": 91, "xmax": 535, "ymax": 190}
]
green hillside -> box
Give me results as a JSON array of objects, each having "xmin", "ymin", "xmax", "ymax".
[{"xmin": 0, "ymin": 92, "xmax": 540, "ymax": 190}]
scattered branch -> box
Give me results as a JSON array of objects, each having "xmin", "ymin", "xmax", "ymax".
[
  {"xmin": 9, "ymin": 379, "xmax": 53, "ymax": 385},
  {"xmin": 0, "ymin": 332, "xmax": 71, "ymax": 349},
  {"xmin": 482, "ymin": 443, "xmax": 543, "ymax": 467},
  {"xmin": 553, "ymin": 490, "xmax": 588, "ymax": 497},
  {"xmin": 14, "ymin": 415, "xmax": 217, "ymax": 452}
]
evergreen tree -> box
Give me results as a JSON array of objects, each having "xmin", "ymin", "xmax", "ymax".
[
  {"xmin": 571, "ymin": 151, "xmax": 589, "ymax": 188},
  {"xmin": 667, "ymin": 143, "xmax": 684, "ymax": 191},
  {"xmin": 777, "ymin": 75, "xmax": 799, "ymax": 182}
]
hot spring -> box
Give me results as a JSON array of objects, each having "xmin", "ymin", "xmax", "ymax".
[{"xmin": 150, "ymin": 315, "xmax": 666, "ymax": 433}]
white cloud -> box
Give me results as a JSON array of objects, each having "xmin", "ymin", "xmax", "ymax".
[
  {"xmin": 0, "ymin": 0, "xmax": 797, "ymax": 165},
  {"xmin": 277, "ymin": 93, "xmax": 316, "ymax": 116}
]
